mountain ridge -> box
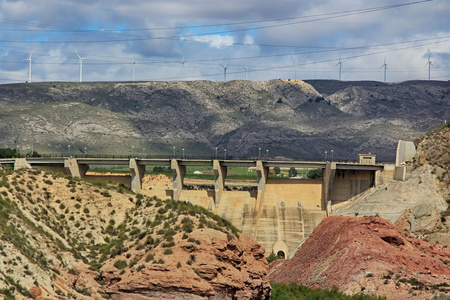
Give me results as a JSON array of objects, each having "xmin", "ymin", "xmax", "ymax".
[{"xmin": 0, "ymin": 79, "xmax": 447, "ymax": 161}]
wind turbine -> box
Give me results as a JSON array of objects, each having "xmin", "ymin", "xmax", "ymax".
[
  {"xmin": 337, "ymin": 55, "xmax": 343, "ymax": 80},
  {"xmin": 25, "ymin": 51, "xmax": 33, "ymax": 83},
  {"xmin": 293, "ymin": 56, "xmax": 297, "ymax": 79},
  {"xmin": 131, "ymin": 57, "xmax": 136, "ymax": 82},
  {"xmin": 244, "ymin": 66, "xmax": 248, "ymax": 80},
  {"xmin": 220, "ymin": 64, "xmax": 229, "ymax": 81},
  {"xmin": 425, "ymin": 49, "xmax": 433, "ymax": 80},
  {"xmin": 180, "ymin": 56, "xmax": 185, "ymax": 79},
  {"xmin": 75, "ymin": 50, "xmax": 87, "ymax": 82},
  {"xmin": 381, "ymin": 57, "xmax": 388, "ymax": 82}
]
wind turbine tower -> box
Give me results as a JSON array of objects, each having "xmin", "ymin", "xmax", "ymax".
[
  {"xmin": 25, "ymin": 51, "xmax": 33, "ymax": 83},
  {"xmin": 244, "ymin": 66, "xmax": 248, "ymax": 80},
  {"xmin": 75, "ymin": 50, "xmax": 87, "ymax": 82},
  {"xmin": 337, "ymin": 55, "xmax": 343, "ymax": 80},
  {"xmin": 381, "ymin": 57, "xmax": 388, "ymax": 82},
  {"xmin": 180, "ymin": 56, "xmax": 185, "ymax": 79},
  {"xmin": 131, "ymin": 57, "xmax": 136, "ymax": 82},
  {"xmin": 425, "ymin": 49, "xmax": 433, "ymax": 80},
  {"xmin": 293, "ymin": 56, "xmax": 297, "ymax": 80},
  {"xmin": 220, "ymin": 64, "xmax": 229, "ymax": 81}
]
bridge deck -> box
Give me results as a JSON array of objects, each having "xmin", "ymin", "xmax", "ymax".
[{"xmin": 0, "ymin": 157, "xmax": 385, "ymax": 171}]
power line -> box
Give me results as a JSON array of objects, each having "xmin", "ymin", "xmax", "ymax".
[{"xmin": 0, "ymin": 1, "xmax": 432, "ymax": 44}]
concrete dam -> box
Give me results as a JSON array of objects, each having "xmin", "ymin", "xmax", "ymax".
[{"xmin": 1, "ymin": 157, "xmax": 386, "ymax": 258}]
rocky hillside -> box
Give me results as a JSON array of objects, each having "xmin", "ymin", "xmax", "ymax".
[
  {"xmin": 268, "ymin": 216, "xmax": 450, "ymax": 300},
  {"xmin": 414, "ymin": 121, "xmax": 450, "ymax": 174},
  {"xmin": 0, "ymin": 79, "xmax": 448, "ymax": 161},
  {"xmin": 0, "ymin": 168, "xmax": 270, "ymax": 299}
]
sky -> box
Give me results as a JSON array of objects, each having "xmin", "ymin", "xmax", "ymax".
[{"xmin": 0, "ymin": 0, "xmax": 449, "ymax": 84}]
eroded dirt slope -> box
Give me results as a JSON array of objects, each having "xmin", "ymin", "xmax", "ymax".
[{"xmin": 269, "ymin": 216, "xmax": 450, "ymax": 300}]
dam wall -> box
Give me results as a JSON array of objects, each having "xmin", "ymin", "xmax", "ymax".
[{"xmin": 173, "ymin": 179, "xmax": 326, "ymax": 257}]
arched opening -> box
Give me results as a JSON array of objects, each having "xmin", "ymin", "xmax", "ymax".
[{"xmin": 277, "ymin": 250, "xmax": 285, "ymax": 259}]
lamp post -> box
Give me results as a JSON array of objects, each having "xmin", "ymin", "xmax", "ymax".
[
  {"xmin": 325, "ymin": 151, "xmax": 328, "ymax": 162},
  {"xmin": 132, "ymin": 146, "xmax": 134, "ymax": 158},
  {"xmin": 143, "ymin": 147, "xmax": 146, "ymax": 158},
  {"xmin": 215, "ymin": 147, "xmax": 218, "ymax": 159},
  {"xmin": 68, "ymin": 145, "xmax": 71, "ymax": 157},
  {"xmin": 84, "ymin": 147, "xmax": 87, "ymax": 157},
  {"xmin": 331, "ymin": 149, "xmax": 334, "ymax": 162},
  {"xmin": 224, "ymin": 149, "xmax": 227, "ymax": 160},
  {"xmin": 258, "ymin": 147, "xmax": 261, "ymax": 159},
  {"xmin": 266, "ymin": 149, "xmax": 269, "ymax": 158},
  {"xmin": 182, "ymin": 148, "xmax": 185, "ymax": 159},
  {"xmin": 173, "ymin": 146, "xmax": 176, "ymax": 157}
]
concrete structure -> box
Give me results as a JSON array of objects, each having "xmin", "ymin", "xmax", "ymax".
[
  {"xmin": 395, "ymin": 140, "xmax": 416, "ymax": 166},
  {"xmin": 0, "ymin": 157, "xmax": 385, "ymax": 257},
  {"xmin": 394, "ymin": 140, "xmax": 416, "ymax": 181},
  {"xmin": 358, "ymin": 154, "xmax": 376, "ymax": 164}
]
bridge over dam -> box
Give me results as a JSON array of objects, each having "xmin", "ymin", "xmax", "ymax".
[{"xmin": 1, "ymin": 157, "xmax": 387, "ymax": 258}]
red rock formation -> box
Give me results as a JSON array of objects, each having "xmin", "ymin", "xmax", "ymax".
[
  {"xmin": 269, "ymin": 216, "xmax": 450, "ymax": 299},
  {"xmin": 102, "ymin": 228, "xmax": 271, "ymax": 299}
]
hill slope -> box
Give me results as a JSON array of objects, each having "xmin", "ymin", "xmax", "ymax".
[
  {"xmin": 0, "ymin": 79, "xmax": 448, "ymax": 161},
  {"xmin": 268, "ymin": 216, "xmax": 450, "ymax": 300},
  {"xmin": 0, "ymin": 168, "xmax": 270, "ymax": 299}
]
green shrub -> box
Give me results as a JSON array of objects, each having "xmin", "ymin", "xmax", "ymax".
[
  {"xmin": 145, "ymin": 253, "xmax": 154, "ymax": 262},
  {"xmin": 113, "ymin": 259, "xmax": 127, "ymax": 270},
  {"xmin": 271, "ymin": 283, "xmax": 386, "ymax": 300},
  {"xmin": 266, "ymin": 252, "xmax": 282, "ymax": 263}
]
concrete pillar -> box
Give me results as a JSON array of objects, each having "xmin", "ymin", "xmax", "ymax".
[
  {"xmin": 256, "ymin": 160, "xmax": 269, "ymax": 192},
  {"xmin": 253, "ymin": 160, "xmax": 269, "ymax": 239},
  {"xmin": 64, "ymin": 158, "xmax": 88, "ymax": 178},
  {"xmin": 14, "ymin": 158, "xmax": 31, "ymax": 170},
  {"xmin": 171, "ymin": 159, "xmax": 186, "ymax": 201},
  {"xmin": 213, "ymin": 160, "xmax": 227, "ymax": 207},
  {"xmin": 130, "ymin": 159, "xmax": 145, "ymax": 193},
  {"xmin": 322, "ymin": 162, "xmax": 336, "ymax": 214},
  {"xmin": 394, "ymin": 166, "xmax": 407, "ymax": 181}
]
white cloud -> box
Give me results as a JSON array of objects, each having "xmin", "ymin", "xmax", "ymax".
[{"xmin": 187, "ymin": 35, "xmax": 236, "ymax": 49}]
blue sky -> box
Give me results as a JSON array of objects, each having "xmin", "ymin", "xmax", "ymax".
[{"xmin": 0, "ymin": 0, "xmax": 449, "ymax": 83}]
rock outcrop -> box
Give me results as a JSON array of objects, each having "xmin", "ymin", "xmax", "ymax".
[
  {"xmin": 102, "ymin": 228, "xmax": 270, "ymax": 299},
  {"xmin": 268, "ymin": 216, "xmax": 450, "ymax": 300}
]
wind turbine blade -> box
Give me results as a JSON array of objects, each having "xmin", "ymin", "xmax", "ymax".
[{"xmin": 75, "ymin": 50, "xmax": 81, "ymax": 59}]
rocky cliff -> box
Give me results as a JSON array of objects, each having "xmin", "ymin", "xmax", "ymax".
[
  {"xmin": 0, "ymin": 168, "xmax": 270, "ymax": 299},
  {"xmin": 268, "ymin": 216, "xmax": 450, "ymax": 300},
  {"xmin": 0, "ymin": 79, "xmax": 448, "ymax": 161}
]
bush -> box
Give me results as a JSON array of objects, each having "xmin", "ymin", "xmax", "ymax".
[
  {"xmin": 271, "ymin": 282, "xmax": 386, "ymax": 300},
  {"xmin": 288, "ymin": 167, "xmax": 298, "ymax": 177},
  {"xmin": 266, "ymin": 252, "xmax": 282, "ymax": 263},
  {"xmin": 307, "ymin": 168, "xmax": 323, "ymax": 179},
  {"xmin": 145, "ymin": 253, "xmax": 154, "ymax": 262},
  {"xmin": 113, "ymin": 259, "xmax": 127, "ymax": 270}
]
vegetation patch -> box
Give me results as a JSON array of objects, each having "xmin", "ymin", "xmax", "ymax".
[{"xmin": 271, "ymin": 283, "xmax": 386, "ymax": 300}]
